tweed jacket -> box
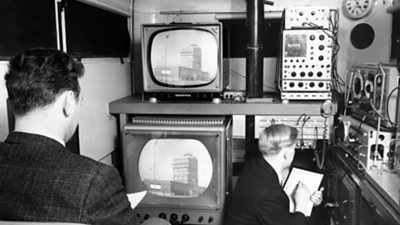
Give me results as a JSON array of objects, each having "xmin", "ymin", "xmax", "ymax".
[
  {"xmin": 224, "ymin": 155, "xmax": 306, "ymax": 225},
  {"xmin": 0, "ymin": 132, "xmax": 136, "ymax": 225}
]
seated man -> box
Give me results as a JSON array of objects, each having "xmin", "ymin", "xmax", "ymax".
[
  {"xmin": 0, "ymin": 48, "xmax": 136, "ymax": 224},
  {"xmin": 224, "ymin": 124, "xmax": 323, "ymax": 225}
]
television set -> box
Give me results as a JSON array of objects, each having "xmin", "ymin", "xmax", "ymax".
[
  {"xmin": 122, "ymin": 116, "xmax": 232, "ymax": 225},
  {"xmin": 141, "ymin": 22, "xmax": 228, "ymax": 100}
]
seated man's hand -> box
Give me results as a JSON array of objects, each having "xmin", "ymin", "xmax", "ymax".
[
  {"xmin": 292, "ymin": 181, "xmax": 311, "ymax": 214},
  {"xmin": 310, "ymin": 187, "xmax": 324, "ymax": 206}
]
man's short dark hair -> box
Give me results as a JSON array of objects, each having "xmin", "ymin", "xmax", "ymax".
[{"xmin": 5, "ymin": 48, "xmax": 84, "ymax": 115}]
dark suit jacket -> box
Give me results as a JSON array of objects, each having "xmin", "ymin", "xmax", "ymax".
[
  {"xmin": 0, "ymin": 132, "xmax": 136, "ymax": 225},
  {"xmin": 224, "ymin": 155, "xmax": 306, "ymax": 225}
]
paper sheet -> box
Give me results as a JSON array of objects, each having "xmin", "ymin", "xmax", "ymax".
[
  {"xmin": 127, "ymin": 191, "xmax": 147, "ymax": 209},
  {"xmin": 283, "ymin": 167, "xmax": 323, "ymax": 216}
]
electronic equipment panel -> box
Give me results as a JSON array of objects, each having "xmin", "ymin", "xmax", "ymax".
[
  {"xmin": 281, "ymin": 80, "xmax": 331, "ymax": 92},
  {"xmin": 339, "ymin": 116, "xmax": 394, "ymax": 171},
  {"xmin": 279, "ymin": 6, "xmax": 338, "ymax": 101},
  {"xmin": 254, "ymin": 115, "xmax": 331, "ymax": 149},
  {"xmin": 284, "ymin": 6, "xmax": 336, "ymax": 30},
  {"xmin": 281, "ymin": 92, "xmax": 331, "ymax": 100},
  {"xmin": 348, "ymin": 63, "xmax": 399, "ymax": 128},
  {"xmin": 280, "ymin": 29, "xmax": 334, "ymax": 100},
  {"xmin": 281, "ymin": 29, "xmax": 333, "ymax": 81}
]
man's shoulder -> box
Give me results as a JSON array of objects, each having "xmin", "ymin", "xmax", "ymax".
[
  {"xmin": 235, "ymin": 157, "xmax": 281, "ymax": 193},
  {"xmin": 58, "ymin": 150, "xmax": 117, "ymax": 176},
  {"xmin": 0, "ymin": 133, "xmax": 119, "ymax": 181}
]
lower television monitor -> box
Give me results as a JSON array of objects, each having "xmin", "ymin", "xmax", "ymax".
[{"xmin": 122, "ymin": 116, "xmax": 232, "ymax": 225}]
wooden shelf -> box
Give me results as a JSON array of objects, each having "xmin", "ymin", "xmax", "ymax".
[{"xmin": 109, "ymin": 95, "xmax": 331, "ymax": 116}]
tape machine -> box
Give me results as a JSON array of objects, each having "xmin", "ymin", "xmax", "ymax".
[{"xmin": 348, "ymin": 63, "xmax": 399, "ymax": 128}]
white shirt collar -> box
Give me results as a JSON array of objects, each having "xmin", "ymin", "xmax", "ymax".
[
  {"xmin": 45, "ymin": 134, "xmax": 66, "ymax": 147},
  {"xmin": 263, "ymin": 157, "xmax": 284, "ymax": 186},
  {"xmin": 13, "ymin": 130, "xmax": 66, "ymax": 147}
]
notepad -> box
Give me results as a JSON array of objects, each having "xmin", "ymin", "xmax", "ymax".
[
  {"xmin": 127, "ymin": 191, "xmax": 147, "ymax": 209},
  {"xmin": 283, "ymin": 167, "xmax": 324, "ymax": 216}
]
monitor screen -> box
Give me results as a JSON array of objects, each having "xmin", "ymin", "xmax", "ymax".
[
  {"xmin": 141, "ymin": 23, "xmax": 227, "ymax": 96},
  {"xmin": 138, "ymin": 138, "xmax": 213, "ymax": 198},
  {"xmin": 149, "ymin": 29, "xmax": 218, "ymax": 87}
]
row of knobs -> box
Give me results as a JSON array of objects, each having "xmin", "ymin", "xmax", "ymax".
[{"xmin": 142, "ymin": 213, "xmax": 214, "ymax": 224}]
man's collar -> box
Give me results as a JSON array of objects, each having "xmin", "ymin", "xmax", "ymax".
[
  {"xmin": 263, "ymin": 155, "xmax": 284, "ymax": 186},
  {"xmin": 6, "ymin": 131, "xmax": 66, "ymax": 147}
]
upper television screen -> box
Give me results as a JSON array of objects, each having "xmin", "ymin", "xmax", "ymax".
[
  {"xmin": 138, "ymin": 138, "xmax": 213, "ymax": 198},
  {"xmin": 141, "ymin": 23, "xmax": 227, "ymax": 95},
  {"xmin": 149, "ymin": 29, "xmax": 218, "ymax": 87}
]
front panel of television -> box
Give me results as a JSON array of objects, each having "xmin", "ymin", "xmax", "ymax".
[
  {"xmin": 122, "ymin": 116, "xmax": 232, "ymax": 225},
  {"xmin": 141, "ymin": 23, "xmax": 228, "ymax": 99}
]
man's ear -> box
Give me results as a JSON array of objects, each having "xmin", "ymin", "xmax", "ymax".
[
  {"xmin": 62, "ymin": 91, "xmax": 76, "ymax": 117},
  {"xmin": 282, "ymin": 147, "xmax": 289, "ymax": 160}
]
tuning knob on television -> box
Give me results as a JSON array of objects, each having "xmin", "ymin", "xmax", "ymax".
[
  {"xmin": 158, "ymin": 213, "xmax": 167, "ymax": 219},
  {"xmin": 170, "ymin": 213, "xmax": 178, "ymax": 222},
  {"xmin": 149, "ymin": 97, "xmax": 158, "ymax": 103},
  {"xmin": 212, "ymin": 97, "xmax": 222, "ymax": 104},
  {"xmin": 181, "ymin": 214, "xmax": 190, "ymax": 223}
]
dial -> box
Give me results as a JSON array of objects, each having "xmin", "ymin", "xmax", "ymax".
[{"xmin": 342, "ymin": 0, "xmax": 375, "ymax": 19}]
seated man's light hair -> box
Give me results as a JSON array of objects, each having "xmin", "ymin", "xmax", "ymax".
[{"xmin": 258, "ymin": 124, "xmax": 298, "ymax": 156}]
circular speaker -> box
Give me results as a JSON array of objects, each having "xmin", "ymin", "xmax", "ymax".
[
  {"xmin": 350, "ymin": 23, "xmax": 375, "ymax": 49},
  {"xmin": 364, "ymin": 80, "xmax": 373, "ymax": 98},
  {"xmin": 352, "ymin": 70, "xmax": 363, "ymax": 99}
]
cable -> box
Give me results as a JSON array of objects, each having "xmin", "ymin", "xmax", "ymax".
[
  {"xmin": 356, "ymin": 115, "xmax": 367, "ymax": 134},
  {"xmin": 301, "ymin": 116, "xmax": 310, "ymax": 148},
  {"xmin": 313, "ymin": 126, "xmax": 318, "ymax": 150},
  {"xmin": 296, "ymin": 113, "xmax": 309, "ymax": 125},
  {"xmin": 296, "ymin": 114, "xmax": 310, "ymax": 149},
  {"xmin": 344, "ymin": 69, "xmax": 355, "ymax": 116},
  {"xmin": 302, "ymin": 20, "xmax": 343, "ymax": 94},
  {"xmin": 369, "ymin": 98, "xmax": 396, "ymax": 128},
  {"xmin": 371, "ymin": 65, "xmax": 385, "ymax": 169},
  {"xmin": 386, "ymin": 86, "xmax": 399, "ymax": 126},
  {"xmin": 320, "ymin": 9, "xmax": 344, "ymax": 94},
  {"xmin": 288, "ymin": 9, "xmax": 343, "ymax": 95},
  {"xmin": 277, "ymin": 18, "xmax": 285, "ymax": 94},
  {"xmin": 369, "ymin": 98, "xmax": 387, "ymax": 119},
  {"xmin": 314, "ymin": 117, "xmax": 327, "ymax": 170}
]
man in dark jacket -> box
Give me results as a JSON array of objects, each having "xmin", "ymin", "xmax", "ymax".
[
  {"xmin": 224, "ymin": 124, "xmax": 323, "ymax": 225},
  {"xmin": 0, "ymin": 48, "xmax": 136, "ymax": 224}
]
